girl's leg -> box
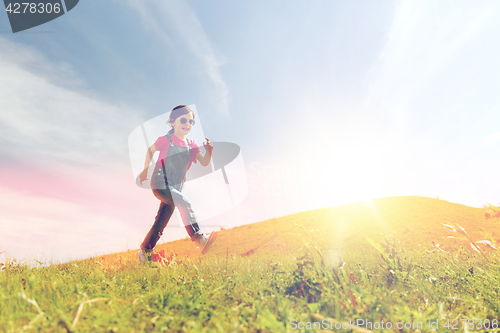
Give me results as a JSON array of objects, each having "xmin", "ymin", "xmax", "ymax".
[
  {"xmin": 140, "ymin": 189, "xmax": 175, "ymax": 252},
  {"xmin": 167, "ymin": 185, "xmax": 204, "ymax": 241}
]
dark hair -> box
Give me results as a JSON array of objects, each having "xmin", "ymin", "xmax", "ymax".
[{"xmin": 167, "ymin": 105, "xmax": 194, "ymax": 135}]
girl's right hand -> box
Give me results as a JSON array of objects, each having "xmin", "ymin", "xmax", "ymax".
[{"xmin": 139, "ymin": 169, "xmax": 148, "ymax": 185}]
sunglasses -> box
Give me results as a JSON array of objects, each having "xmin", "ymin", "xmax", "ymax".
[{"xmin": 180, "ymin": 118, "xmax": 195, "ymax": 125}]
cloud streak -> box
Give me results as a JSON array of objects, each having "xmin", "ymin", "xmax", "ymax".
[
  {"xmin": 126, "ymin": 0, "xmax": 229, "ymax": 116},
  {"xmin": 0, "ymin": 37, "xmax": 143, "ymax": 167}
]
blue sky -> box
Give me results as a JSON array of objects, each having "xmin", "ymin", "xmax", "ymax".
[{"xmin": 1, "ymin": 0, "xmax": 499, "ymax": 263}]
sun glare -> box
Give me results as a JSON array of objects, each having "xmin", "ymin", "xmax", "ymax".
[{"xmin": 315, "ymin": 146, "xmax": 399, "ymax": 207}]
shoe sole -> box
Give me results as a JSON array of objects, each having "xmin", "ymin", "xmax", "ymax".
[
  {"xmin": 138, "ymin": 250, "xmax": 152, "ymax": 265},
  {"xmin": 137, "ymin": 251, "xmax": 145, "ymax": 264},
  {"xmin": 201, "ymin": 231, "xmax": 218, "ymax": 255}
]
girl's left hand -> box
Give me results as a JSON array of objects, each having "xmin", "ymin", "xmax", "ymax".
[{"xmin": 204, "ymin": 137, "xmax": 214, "ymax": 154}]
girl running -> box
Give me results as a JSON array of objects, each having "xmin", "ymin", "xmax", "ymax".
[{"xmin": 137, "ymin": 105, "xmax": 216, "ymax": 263}]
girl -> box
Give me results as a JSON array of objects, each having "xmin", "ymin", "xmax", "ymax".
[{"xmin": 137, "ymin": 105, "xmax": 216, "ymax": 264}]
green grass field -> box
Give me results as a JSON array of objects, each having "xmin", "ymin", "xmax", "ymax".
[
  {"xmin": 1, "ymin": 197, "xmax": 500, "ymax": 332},
  {"xmin": 1, "ymin": 239, "xmax": 499, "ymax": 332}
]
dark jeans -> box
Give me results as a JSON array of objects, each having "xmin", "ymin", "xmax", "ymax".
[{"xmin": 141, "ymin": 168, "xmax": 203, "ymax": 252}]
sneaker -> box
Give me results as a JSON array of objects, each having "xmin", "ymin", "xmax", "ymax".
[
  {"xmin": 137, "ymin": 249, "xmax": 151, "ymax": 264},
  {"xmin": 197, "ymin": 231, "xmax": 218, "ymax": 254}
]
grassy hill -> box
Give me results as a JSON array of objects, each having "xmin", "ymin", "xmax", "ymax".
[
  {"xmin": 98, "ymin": 196, "xmax": 498, "ymax": 267},
  {"xmin": 2, "ymin": 196, "xmax": 499, "ymax": 332}
]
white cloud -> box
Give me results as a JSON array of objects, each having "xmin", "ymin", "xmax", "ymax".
[
  {"xmin": 126, "ymin": 0, "xmax": 229, "ymax": 116},
  {"xmin": 0, "ymin": 37, "xmax": 143, "ymax": 167},
  {"xmin": 0, "ymin": 185, "xmax": 138, "ymax": 263},
  {"xmin": 0, "ymin": 38, "xmax": 162, "ymax": 263}
]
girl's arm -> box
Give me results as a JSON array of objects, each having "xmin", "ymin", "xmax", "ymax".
[
  {"xmin": 140, "ymin": 144, "xmax": 157, "ymax": 184},
  {"xmin": 196, "ymin": 138, "xmax": 213, "ymax": 167}
]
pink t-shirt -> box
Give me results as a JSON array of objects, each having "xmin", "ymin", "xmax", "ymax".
[{"xmin": 154, "ymin": 134, "xmax": 201, "ymax": 169}]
